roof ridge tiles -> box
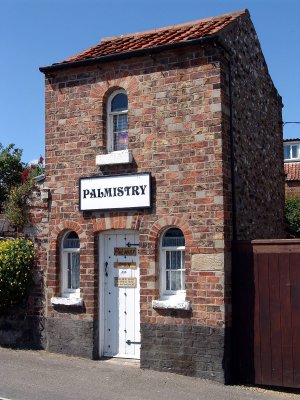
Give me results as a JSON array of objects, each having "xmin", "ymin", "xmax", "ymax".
[
  {"xmin": 100, "ymin": 9, "xmax": 247, "ymax": 43},
  {"xmin": 41, "ymin": 9, "xmax": 249, "ymax": 69}
]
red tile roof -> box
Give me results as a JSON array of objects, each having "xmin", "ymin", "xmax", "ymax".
[
  {"xmin": 285, "ymin": 163, "xmax": 300, "ymax": 181},
  {"xmin": 56, "ymin": 10, "xmax": 247, "ymax": 66}
]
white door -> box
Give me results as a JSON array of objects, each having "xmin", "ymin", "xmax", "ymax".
[{"xmin": 101, "ymin": 231, "xmax": 140, "ymax": 359}]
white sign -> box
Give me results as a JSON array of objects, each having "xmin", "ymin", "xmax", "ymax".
[{"xmin": 79, "ymin": 173, "xmax": 151, "ymax": 211}]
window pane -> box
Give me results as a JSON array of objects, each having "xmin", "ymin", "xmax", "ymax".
[
  {"xmin": 68, "ymin": 252, "xmax": 80, "ymax": 289},
  {"xmin": 63, "ymin": 231, "xmax": 79, "ymax": 249},
  {"xmin": 171, "ymin": 251, "xmax": 181, "ymax": 269},
  {"xmin": 292, "ymin": 145, "xmax": 298, "ymax": 159},
  {"xmin": 111, "ymin": 93, "xmax": 128, "ymax": 112},
  {"xmin": 284, "ymin": 146, "xmax": 290, "ymax": 159},
  {"xmin": 68, "ymin": 253, "xmax": 72, "ymax": 289},
  {"xmin": 166, "ymin": 270, "xmax": 170, "ymax": 291},
  {"xmin": 114, "ymin": 133, "xmax": 128, "ymax": 151},
  {"xmin": 72, "ymin": 253, "xmax": 80, "ymax": 289},
  {"xmin": 182, "ymin": 270, "xmax": 185, "ymax": 289},
  {"xmin": 181, "ymin": 251, "xmax": 185, "ymax": 268},
  {"xmin": 162, "ymin": 228, "xmax": 185, "ymax": 247},
  {"xmin": 170, "ymin": 271, "xmax": 181, "ymax": 291},
  {"xmin": 113, "ymin": 114, "xmax": 128, "ymax": 133},
  {"xmin": 113, "ymin": 114, "xmax": 128, "ymax": 151},
  {"xmin": 166, "ymin": 251, "xmax": 170, "ymax": 268}
]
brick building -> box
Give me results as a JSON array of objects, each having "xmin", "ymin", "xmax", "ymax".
[
  {"xmin": 284, "ymin": 139, "xmax": 300, "ymax": 197},
  {"xmin": 30, "ymin": 9, "xmax": 284, "ymax": 382}
]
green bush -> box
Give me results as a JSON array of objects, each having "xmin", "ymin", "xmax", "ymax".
[
  {"xmin": 4, "ymin": 184, "xmax": 32, "ymax": 230},
  {"xmin": 285, "ymin": 197, "xmax": 300, "ymax": 238},
  {"xmin": 4, "ymin": 156, "xmax": 45, "ymax": 231},
  {"xmin": 0, "ymin": 238, "xmax": 35, "ymax": 314}
]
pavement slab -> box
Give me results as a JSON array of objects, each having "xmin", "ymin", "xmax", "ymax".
[{"xmin": 0, "ymin": 348, "xmax": 299, "ymax": 400}]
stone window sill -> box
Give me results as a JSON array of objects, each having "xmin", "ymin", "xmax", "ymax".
[
  {"xmin": 152, "ymin": 299, "xmax": 191, "ymax": 311},
  {"xmin": 51, "ymin": 297, "xmax": 83, "ymax": 306},
  {"xmin": 96, "ymin": 150, "xmax": 133, "ymax": 166}
]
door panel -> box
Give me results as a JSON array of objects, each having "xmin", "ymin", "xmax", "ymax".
[{"xmin": 102, "ymin": 231, "xmax": 140, "ymax": 359}]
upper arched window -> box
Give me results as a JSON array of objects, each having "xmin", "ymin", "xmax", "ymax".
[
  {"xmin": 61, "ymin": 231, "xmax": 80, "ymax": 298},
  {"xmin": 107, "ymin": 90, "xmax": 128, "ymax": 152},
  {"xmin": 160, "ymin": 228, "xmax": 185, "ymax": 298}
]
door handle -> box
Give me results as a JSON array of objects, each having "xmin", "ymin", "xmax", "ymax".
[
  {"xmin": 105, "ymin": 261, "xmax": 108, "ymax": 277},
  {"xmin": 126, "ymin": 340, "xmax": 141, "ymax": 345}
]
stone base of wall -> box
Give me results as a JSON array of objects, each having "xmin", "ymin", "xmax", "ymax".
[
  {"xmin": 140, "ymin": 323, "xmax": 231, "ymax": 383},
  {"xmin": 0, "ymin": 315, "xmax": 45, "ymax": 349},
  {"xmin": 45, "ymin": 317, "xmax": 98, "ymax": 359}
]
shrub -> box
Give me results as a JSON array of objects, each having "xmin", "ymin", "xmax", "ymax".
[
  {"xmin": 285, "ymin": 197, "xmax": 300, "ymax": 238},
  {"xmin": 4, "ymin": 184, "xmax": 32, "ymax": 230},
  {"xmin": 0, "ymin": 238, "xmax": 35, "ymax": 314},
  {"xmin": 4, "ymin": 157, "xmax": 45, "ymax": 231}
]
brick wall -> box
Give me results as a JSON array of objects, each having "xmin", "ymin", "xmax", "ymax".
[
  {"xmin": 35, "ymin": 15, "xmax": 284, "ymax": 381},
  {"xmin": 219, "ymin": 11, "xmax": 284, "ymax": 240},
  {"xmin": 285, "ymin": 181, "xmax": 300, "ymax": 198},
  {"xmin": 41, "ymin": 44, "xmax": 231, "ymax": 379},
  {"xmin": 0, "ymin": 182, "xmax": 48, "ymax": 349}
]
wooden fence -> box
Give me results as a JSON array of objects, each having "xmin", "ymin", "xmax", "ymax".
[{"xmin": 233, "ymin": 240, "xmax": 300, "ymax": 388}]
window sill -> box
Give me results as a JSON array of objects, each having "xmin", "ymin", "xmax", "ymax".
[
  {"xmin": 152, "ymin": 299, "xmax": 191, "ymax": 311},
  {"xmin": 96, "ymin": 150, "xmax": 133, "ymax": 166},
  {"xmin": 51, "ymin": 297, "xmax": 83, "ymax": 306}
]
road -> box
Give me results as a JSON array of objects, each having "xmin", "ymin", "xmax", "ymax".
[{"xmin": 0, "ymin": 348, "xmax": 299, "ymax": 400}]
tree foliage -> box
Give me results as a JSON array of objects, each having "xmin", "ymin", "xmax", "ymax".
[
  {"xmin": 285, "ymin": 197, "xmax": 300, "ymax": 238},
  {"xmin": 0, "ymin": 143, "xmax": 23, "ymax": 212}
]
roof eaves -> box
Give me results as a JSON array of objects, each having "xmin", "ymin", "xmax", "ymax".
[
  {"xmin": 39, "ymin": 34, "xmax": 227, "ymax": 74},
  {"xmin": 284, "ymin": 138, "xmax": 300, "ymax": 143}
]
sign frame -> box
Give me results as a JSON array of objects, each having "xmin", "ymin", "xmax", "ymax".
[{"xmin": 79, "ymin": 172, "xmax": 151, "ymax": 212}]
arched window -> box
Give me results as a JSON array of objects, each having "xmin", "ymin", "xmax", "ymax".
[
  {"xmin": 61, "ymin": 231, "xmax": 80, "ymax": 298},
  {"xmin": 107, "ymin": 90, "xmax": 128, "ymax": 152},
  {"xmin": 160, "ymin": 228, "xmax": 185, "ymax": 298}
]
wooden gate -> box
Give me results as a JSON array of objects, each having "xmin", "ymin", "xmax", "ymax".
[{"xmin": 233, "ymin": 240, "xmax": 300, "ymax": 388}]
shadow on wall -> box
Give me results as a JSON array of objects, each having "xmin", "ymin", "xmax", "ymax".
[{"xmin": 0, "ymin": 302, "xmax": 45, "ymax": 350}]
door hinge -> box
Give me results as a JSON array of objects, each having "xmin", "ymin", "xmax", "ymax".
[{"xmin": 126, "ymin": 242, "xmax": 140, "ymax": 247}]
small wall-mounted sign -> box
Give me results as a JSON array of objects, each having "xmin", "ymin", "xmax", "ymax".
[
  {"xmin": 114, "ymin": 262, "xmax": 137, "ymax": 269},
  {"xmin": 114, "ymin": 247, "xmax": 137, "ymax": 256},
  {"xmin": 114, "ymin": 277, "xmax": 137, "ymax": 288},
  {"xmin": 79, "ymin": 173, "xmax": 151, "ymax": 211}
]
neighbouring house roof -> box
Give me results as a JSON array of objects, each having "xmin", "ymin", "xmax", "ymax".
[
  {"xmin": 40, "ymin": 9, "xmax": 247, "ymax": 72},
  {"xmin": 285, "ymin": 163, "xmax": 300, "ymax": 181},
  {"xmin": 284, "ymin": 138, "xmax": 300, "ymax": 143}
]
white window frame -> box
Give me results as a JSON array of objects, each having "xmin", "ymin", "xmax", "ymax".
[
  {"xmin": 107, "ymin": 89, "xmax": 128, "ymax": 153},
  {"xmin": 159, "ymin": 228, "xmax": 186, "ymax": 301},
  {"xmin": 61, "ymin": 231, "xmax": 80, "ymax": 299},
  {"xmin": 284, "ymin": 142, "xmax": 300, "ymax": 161}
]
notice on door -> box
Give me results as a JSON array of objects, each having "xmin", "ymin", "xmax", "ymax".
[
  {"xmin": 114, "ymin": 247, "xmax": 137, "ymax": 256},
  {"xmin": 114, "ymin": 277, "xmax": 137, "ymax": 288},
  {"xmin": 114, "ymin": 262, "xmax": 137, "ymax": 269}
]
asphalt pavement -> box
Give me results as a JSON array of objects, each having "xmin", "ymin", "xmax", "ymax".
[{"xmin": 0, "ymin": 348, "xmax": 299, "ymax": 400}]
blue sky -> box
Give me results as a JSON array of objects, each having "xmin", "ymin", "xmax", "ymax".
[{"xmin": 1, "ymin": 0, "xmax": 299, "ymax": 163}]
